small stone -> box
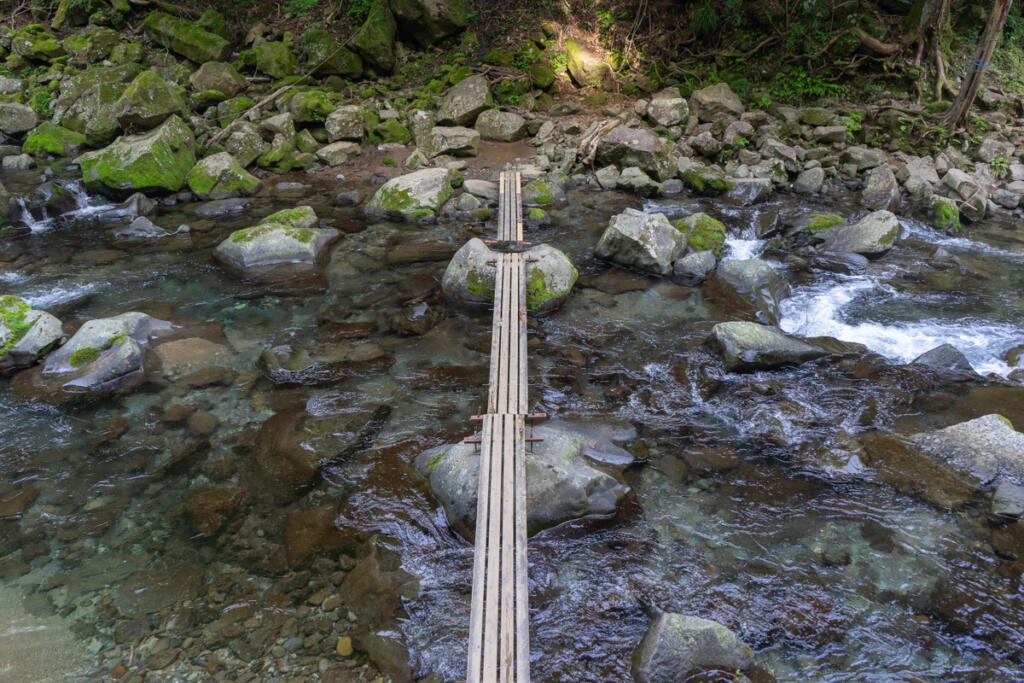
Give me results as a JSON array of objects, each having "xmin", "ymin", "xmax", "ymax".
[
  {"xmin": 335, "ymin": 636, "xmax": 353, "ymax": 656},
  {"xmin": 992, "ymin": 481, "xmax": 1024, "ymax": 518}
]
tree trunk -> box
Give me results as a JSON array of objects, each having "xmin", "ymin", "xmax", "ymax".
[{"xmin": 942, "ymin": 0, "xmax": 1014, "ymax": 129}]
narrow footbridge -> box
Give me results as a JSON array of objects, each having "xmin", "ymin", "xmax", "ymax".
[{"xmin": 465, "ymin": 171, "xmax": 536, "ymax": 682}]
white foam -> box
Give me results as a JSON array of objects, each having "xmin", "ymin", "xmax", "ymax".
[{"xmin": 723, "ymin": 236, "xmax": 764, "ymax": 261}]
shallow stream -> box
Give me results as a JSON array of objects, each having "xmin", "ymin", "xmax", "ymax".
[{"xmin": 2, "ymin": 162, "xmax": 1024, "ymax": 681}]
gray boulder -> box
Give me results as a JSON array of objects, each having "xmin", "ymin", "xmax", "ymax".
[
  {"xmin": 441, "ymin": 238, "xmax": 577, "ymax": 313},
  {"xmin": 221, "ymin": 121, "xmax": 265, "ymax": 167},
  {"xmin": 215, "ymin": 206, "xmax": 338, "ymax": 270},
  {"xmin": 414, "ymin": 420, "xmax": 632, "ymax": 538},
  {"xmin": 976, "ymin": 137, "xmax": 1015, "ymax": 163},
  {"xmin": 595, "ymin": 125, "xmax": 675, "ymax": 181},
  {"xmin": 673, "ymin": 250, "xmax": 717, "ymax": 285},
  {"xmin": 819, "ymin": 210, "xmax": 900, "ymax": 257},
  {"xmin": 426, "ymin": 125, "xmax": 479, "ymax": 157},
  {"xmin": 595, "ymin": 208, "xmax": 685, "ymax": 276},
  {"xmin": 436, "ymin": 74, "xmax": 491, "ymax": 126},
  {"xmin": 365, "ymin": 168, "xmax": 456, "ymax": 222},
  {"xmin": 325, "ymin": 105, "xmax": 365, "ymax": 142},
  {"xmin": 391, "ymin": 0, "xmax": 469, "ymax": 46},
  {"xmin": 689, "ymin": 131, "xmax": 720, "ymax": 158},
  {"xmin": 912, "ymin": 343, "xmax": 974, "ymax": 374},
  {"xmin": 189, "ymin": 62, "xmax": 247, "ymax": 98},
  {"xmin": 705, "ymin": 321, "xmax": 827, "ymax": 371},
  {"xmin": 41, "ymin": 312, "xmax": 172, "ymax": 393},
  {"xmin": 689, "ymin": 82, "xmax": 744, "ymax": 122},
  {"xmin": 474, "ymin": 109, "xmax": 527, "ymax": 142},
  {"xmin": 724, "ymin": 177, "xmax": 771, "ymax": 205},
  {"xmin": 632, "ymin": 613, "xmax": 753, "ymax": 683},
  {"xmin": 793, "ymin": 167, "xmax": 825, "ymax": 194},
  {"xmin": 0, "ymin": 296, "xmax": 63, "ymax": 371},
  {"xmin": 316, "ymin": 141, "xmax": 361, "ymax": 166},
  {"xmin": 0, "ymin": 103, "xmax": 38, "ymax": 135},
  {"xmin": 713, "ymin": 258, "xmax": 790, "ymax": 324},
  {"xmin": 616, "ymin": 166, "xmax": 661, "ymax": 197},
  {"xmin": 911, "ymin": 415, "xmax": 1024, "ymax": 492},
  {"xmin": 861, "ymin": 164, "xmax": 900, "ymax": 211},
  {"xmin": 645, "ymin": 88, "xmax": 688, "ymax": 127},
  {"xmin": 840, "ymin": 146, "xmax": 884, "ymax": 171}
]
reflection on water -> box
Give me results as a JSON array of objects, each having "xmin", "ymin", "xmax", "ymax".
[{"xmin": 2, "ymin": 171, "xmax": 1024, "ymax": 681}]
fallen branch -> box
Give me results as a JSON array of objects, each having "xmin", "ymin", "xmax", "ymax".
[
  {"xmin": 576, "ymin": 118, "xmax": 621, "ymax": 169},
  {"xmin": 205, "ymin": 85, "xmax": 292, "ymax": 148}
]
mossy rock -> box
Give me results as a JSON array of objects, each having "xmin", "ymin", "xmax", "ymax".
[
  {"xmin": 484, "ymin": 49, "xmax": 516, "ymax": 66},
  {"xmin": 371, "ymin": 119, "xmax": 412, "ymax": 144},
  {"xmin": 804, "ymin": 213, "xmax": 843, "ymax": 234},
  {"xmin": 77, "ymin": 115, "xmax": 196, "ymax": 194},
  {"xmin": 141, "ymin": 11, "xmax": 231, "ymax": 64},
  {"xmin": 12, "ymin": 25, "xmax": 65, "ymax": 62},
  {"xmin": 674, "ymin": 213, "xmax": 726, "ymax": 257},
  {"xmin": 529, "ymin": 62, "xmax": 556, "ymax": 90},
  {"xmin": 23, "ymin": 122, "xmax": 87, "ymax": 157},
  {"xmin": 929, "ymin": 195, "xmax": 961, "ymax": 232},
  {"xmin": 289, "ymin": 89, "xmax": 336, "ymax": 123},
  {"xmin": 302, "ymin": 28, "xmax": 362, "ymax": 78},
  {"xmin": 114, "ymin": 69, "xmax": 187, "ymax": 130},
  {"xmin": 109, "ymin": 41, "xmax": 146, "ymax": 65},
  {"xmin": 197, "ymin": 9, "xmax": 231, "ymax": 40},
  {"xmin": 217, "ymin": 96, "xmax": 255, "ymax": 128},
  {"xmin": 680, "ymin": 168, "xmax": 733, "ymax": 195},
  {"xmin": 255, "ymin": 40, "xmax": 299, "ymax": 80},
  {"xmin": 352, "ymin": 0, "xmax": 397, "ymax": 75},
  {"xmin": 256, "ymin": 134, "xmax": 297, "ymax": 173},
  {"xmin": 185, "ymin": 151, "xmax": 260, "ymax": 200},
  {"xmin": 366, "ymin": 168, "xmax": 455, "ymax": 222}
]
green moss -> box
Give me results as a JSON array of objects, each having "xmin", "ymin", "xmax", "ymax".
[
  {"xmin": 446, "ymin": 65, "xmax": 472, "ymax": 85},
  {"xmin": 524, "ymin": 179, "xmax": 554, "ymax": 206},
  {"xmin": 484, "ymin": 49, "xmax": 516, "ymax": 67},
  {"xmin": 231, "ymin": 222, "xmax": 314, "ymax": 245},
  {"xmin": 426, "ymin": 448, "xmax": 447, "ymax": 472},
  {"xmin": 997, "ymin": 415, "xmax": 1015, "ymax": 429},
  {"xmin": 471, "ymin": 208, "xmax": 492, "ymax": 220},
  {"xmin": 69, "ymin": 346, "xmax": 102, "ymax": 367},
  {"xmin": 382, "ymin": 156, "xmax": 397, "ymax": 166},
  {"xmin": 465, "ymin": 270, "xmax": 495, "ymax": 300},
  {"xmin": 409, "ymin": 208, "xmax": 435, "ymax": 222},
  {"xmin": 141, "ymin": 11, "xmax": 230, "ymax": 64},
  {"xmin": 528, "ymin": 208, "xmax": 546, "ymax": 220},
  {"xmin": 680, "ymin": 169, "xmax": 732, "ymax": 195},
  {"xmin": 1, "ymin": 296, "xmax": 34, "ymax": 352},
  {"xmin": 23, "ymin": 122, "xmax": 86, "ymax": 156},
  {"xmin": 264, "ymin": 207, "xmax": 314, "ymax": 228},
  {"xmin": 526, "ymin": 267, "xmax": 554, "ymax": 311},
  {"xmin": 805, "ymin": 213, "xmax": 843, "ymax": 234},
  {"xmin": 371, "ymin": 119, "xmax": 412, "ymax": 144},
  {"xmin": 107, "ymin": 333, "xmax": 127, "ymax": 346},
  {"xmin": 930, "ymin": 196, "xmax": 961, "ymax": 232},
  {"xmin": 674, "ymin": 213, "xmax": 726, "ymax": 257},
  {"xmin": 77, "ymin": 116, "xmax": 195, "ymax": 193}
]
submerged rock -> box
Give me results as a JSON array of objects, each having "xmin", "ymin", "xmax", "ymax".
[
  {"xmin": 365, "ymin": 168, "xmax": 455, "ymax": 222},
  {"xmin": 705, "ymin": 321, "xmax": 826, "ymax": 371},
  {"xmin": 711, "ymin": 258, "xmax": 791, "ymax": 324},
  {"xmin": 0, "ymin": 296, "xmax": 63, "ymax": 372},
  {"xmin": 818, "ymin": 210, "xmax": 900, "ymax": 258},
  {"xmin": 595, "ymin": 208, "xmax": 684, "ymax": 276},
  {"xmin": 415, "ymin": 420, "xmax": 632, "ymax": 538},
  {"xmin": 257, "ymin": 341, "xmax": 391, "ymax": 385},
  {"xmin": 673, "ymin": 250, "xmax": 717, "ymax": 285},
  {"xmin": 77, "ymin": 115, "xmax": 196, "ymax": 194},
  {"xmin": 441, "ymin": 237, "xmax": 577, "ymax": 312},
  {"xmin": 632, "ymin": 613, "xmax": 753, "ymax": 683},
  {"xmin": 912, "ymin": 343, "xmax": 974, "ymax": 374}
]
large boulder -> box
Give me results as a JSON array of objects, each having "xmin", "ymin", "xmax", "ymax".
[
  {"xmin": 632, "ymin": 613, "xmax": 754, "ymax": 683},
  {"xmin": 391, "ymin": 0, "xmax": 469, "ymax": 46},
  {"xmin": 912, "ymin": 343, "xmax": 974, "ymax": 373},
  {"xmin": 12, "ymin": 25, "xmax": 64, "ymax": 62},
  {"xmin": 301, "ymin": 29, "xmax": 362, "ymax": 78},
  {"xmin": 0, "ymin": 296, "xmax": 63, "ymax": 372},
  {"xmin": 221, "ymin": 121, "xmax": 265, "ymax": 167},
  {"xmin": 77, "ymin": 115, "xmax": 196, "ymax": 194},
  {"xmin": 436, "ymin": 74, "xmax": 491, "ymax": 126},
  {"xmin": 818, "ymin": 210, "xmax": 900, "ymax": 257},
  {"xmin": 415, "ymin": 420, "xmax": 632, "ymax": 538},
  {"xmin": 215, "ymin": 206, "xmax": 338, "ymax": 270},
  {"xmin": 40, "ymin": 312, "xmax": 172, "ymax": 394},
  {"xmin": 352, "ymin": 0, "xmax": 397, "ymax": 74},
  {"xmin": 861, "ymin": 164, "xmax": 900, "ymax": 211},
  {"xmin": 0, "ymin": 103, "xmax": 38, "ymax": 135},
  {"xmin": 705, "ymin": 321, "xmax": 827, "ymax": 371},
  {"xmin": 711, "ymin": 258, "xmax": 791, "ymax": 324},
  {"xmin": 565, "ymin": 39, "xmax": 612, "ymax": 89},
  {"xmin": 673, "ymin": 250, "xmax": 717, "ymax": 285},
  {"xmin": 474, "ymin": 109, "xmax": 527, "ymax": 141},
  {"xmin": 595, "ymin": 208, "xmax": 684, "ymax": 276},
  {"xmin": 22, "ymin": 123, "xmax": 87, "ymax": 157},
  {"xmin": 365, "ymin": 168, "xmax": 455, "ymax": 222},
  {"xmin": 114, "ymin": 70, "xmax": 187, "ymax": 130},
  {"xmin": 672, "ymin": 212, "xmax": 726, "ymax": 257},
  {"xmin": 189, "ymin": 62, "xmax": 247, "ymax": 98},
  {"xmin": 254, "ymin": 40, "xmax": 299, "ymax": 79},
  {"xmin": 141, "ymin": 11, "xmax": 231, "ymax": 64},
  {"xmin": 426, "ymin": 125, "xmax": 479, "ymax": 157},
  {"xmin": 55, "ymin": 66, "xmax": 131, "ymax": 147},
  {"xmin": 441, "ymin": 238, "xmax": 577, "ymax": 312},
  {"xmin": 689, "ymin": 82, "xmax": 744, "ymax": 122},
  {"xmin": 595, "ymin": 125, "xmax": 674, "ymax": 181},
  {"xmin": 325, "ymin": 105, "xmax": 366, "ymax": 142},
  {"xmin": 646, "ymin": 87, "xmax": 689, "ymax": 127},
  {"xmin": 185, "ymin": 152, "xmax": 260, "ymax": 200}
]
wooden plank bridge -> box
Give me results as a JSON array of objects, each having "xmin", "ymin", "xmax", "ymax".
[{"xmin": 465, "ymin": 171, "xmax": 533, "ymax": 683}]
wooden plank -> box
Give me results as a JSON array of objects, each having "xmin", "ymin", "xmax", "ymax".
[
  {"xmin": 481, "ymin": 414, "xmax": 502, "ymax": 680},
  {"xmin": 500, "ymin": 414, "xmax": 515, "ymax": 681},
  {"xmin": 466, "ymin": 415, "xmax": 494, "ymax": 683},
  {"xmin": 514, "ymin": 171, "xmax": 523, "ymax": 242},
  {"xmin": 486, "ymin": 253, "xmax": 504, "ymax": 415},
  {"xmin": 514, "ymin": 255, "xmax": 527, "ymax": 414},
  {"xmin": 514, "ymin": 416, "xmax": 530, "ymax": 683}
]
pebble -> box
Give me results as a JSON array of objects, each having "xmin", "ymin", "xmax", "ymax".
[{"xmin": 335, "ymin": 636, "xmax": 353, "ymax": 656}]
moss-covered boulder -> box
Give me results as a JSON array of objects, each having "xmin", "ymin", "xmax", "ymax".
[
  {"xmin": 114, "ymin": 69, "xmax": 187, "ymax": 130},
  {"xmin": 0, "ymin": 103, "xmax": 39, "ymax": 136},
  {"xmin": 1, "ymin": 295, "xmax": 63, "ymax": 372},
  {"xmin": 529, "ymin": 61, "xmax": 556, "ymax": 89},
  {"xmin": 12, "ymin": 25, "xmax": 64, "ymax": 62},
  {"xmin": 475, "ymin": 109, "xmax": 527, "ymax": 142},
  {"xmin": 673, "ymin": 213, "xmax": 726, "ymax": 257},
  {"xmin": 352, "ymin": 0, "xmax": 397, "ymax": 75},
  {"xmin": 325, "ymin": 104, "xmax": 367, "ymax": 142},
  {"xmin": 254, "ymin": 40, "xmax": 299, "ymax": 79},
  {"xmin": 221, "ymin": 121, "xmax": 265, "ymax": 167},
  {"xmin": 302, "ymin": 28, "xmax": 363, "ymax": 78},
  {"xmin": 141, "ymin": 11, "xmax": 231, "ymax": 64},
  {"xmin": 522, "ymin": 176, "xmax": 565, "ymax": 207},
  {"xmin": 54, "ymin": 65, "xmax": 142, "ymax": 146},
  {"xmin": 366, "ymin": 168, "xmax": 455, "ymax": 222},
  {"xmin": 441, "ymin": 238, "xmax": 577, "ymax": 312},
  {"xmin": 595, "ymin": 208, "xmax": 684, "ymax": 276},
  {"xmin": 216, "ymin": 96, "xmax": 255, "ymax": 128},
  {"xmin": 186, "ymin": 152, "xmax": 260, "ymax": 200},
  {"xmin": 256, "ymin": 134, "xmax": 296, "ymax": 173},
  {"xmin": 62, "ymin": 27, "xmax": 119, "ymax": 63},
  {"xmin": 189, "ymin": 61, "xmax": 246, "ymax": 98},
  {"xmin": 679, "ymin": 162, "xmax": 733, "ymax": 195},
  {"xmin": 565, "ymin": 38, "xmax": 612, "ymax": 89},
  {"xmin": 929, "ymin": 195, "xmax": 961, "ymax": 232},
  {"xmin": 289, "ymin": 89, "xmax": 336, "ymax": 123},
  {"xmin": 22, "ymin": 122, "xmax": 87, "ymax": 157},
  {"xmin": 426, "ymin": 125, "xmax": 479, "ymax": 157},
  {"xmin": 215, "ymin": 206, "xmax": 339, "ymax": 271},
  {"xmin": 371, "ymin": 119, "xmax": 412, "ymax": 144},
  {"xmin": 77, "ymin": 115, "xmax": 196, "ymax": 194},
  {"xmin": 197, "ymin": 8, "xmax": 231, "ymax": 40},
  {"xmin": 110, "ymin": 41, "xmax": 146, "ymax": 65},
  {"xmin": 801, "ymin": 213, "xmax": 844, "ymax": 234},
  {"xmin": 437, "ymin": 74, "xmax": 491, "ymax": 126},
  {"xmin": 391, "ymin": 0, "xmax": 469, "ymax": 46},
  {"xmin": 817, "ymin": 210, "xmax": 900, "ymax": 258}
]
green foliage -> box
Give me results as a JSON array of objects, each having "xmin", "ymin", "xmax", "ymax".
[
  {"xmin": 768, "ymin": 67, "xmax": 846, "ymax": 104},
  {"xmin": 839, "ymin": 112, "xmax": 863, "ymax": 142},
  {"xmin": 347, "ymin": 0, "xmax": 373, "ymax": 24},
  {"xmin": 691, "ymin": 1, "xmax": 720, "ymax": 38},
  {"xmin": 550, "ymin": 51, "xmax": 568, "ymax": 74},
  {"xmin": 992, "ymin": 155, "xmax": 1010, "ymax": 179}
]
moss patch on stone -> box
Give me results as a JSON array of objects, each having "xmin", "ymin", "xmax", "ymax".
[
  {"xmin": 1, "ymin": 296, "xmax": 34, "ymax": 351},
  {"xmin": 69, "ymin": 346, "xmax": 102, "ymax": 367},
  {"xmin": 465, "ymin": 270, "xmax": 495, "ymax": 300},
  {"xmin": 806, "ymin": 213, "xmax": 844, "ymax": 233},
  {"xmin": 674, "ymin": 213, "xmax": 727, "ymax": 257},
  {"xmin": 230, "ymin": 223, "xmax": 314, "ymax": 244}
]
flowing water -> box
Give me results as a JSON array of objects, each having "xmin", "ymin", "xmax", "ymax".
[{"xmin": 2, "ymin": 165, "xmax": 1024, "ymax": 682}]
